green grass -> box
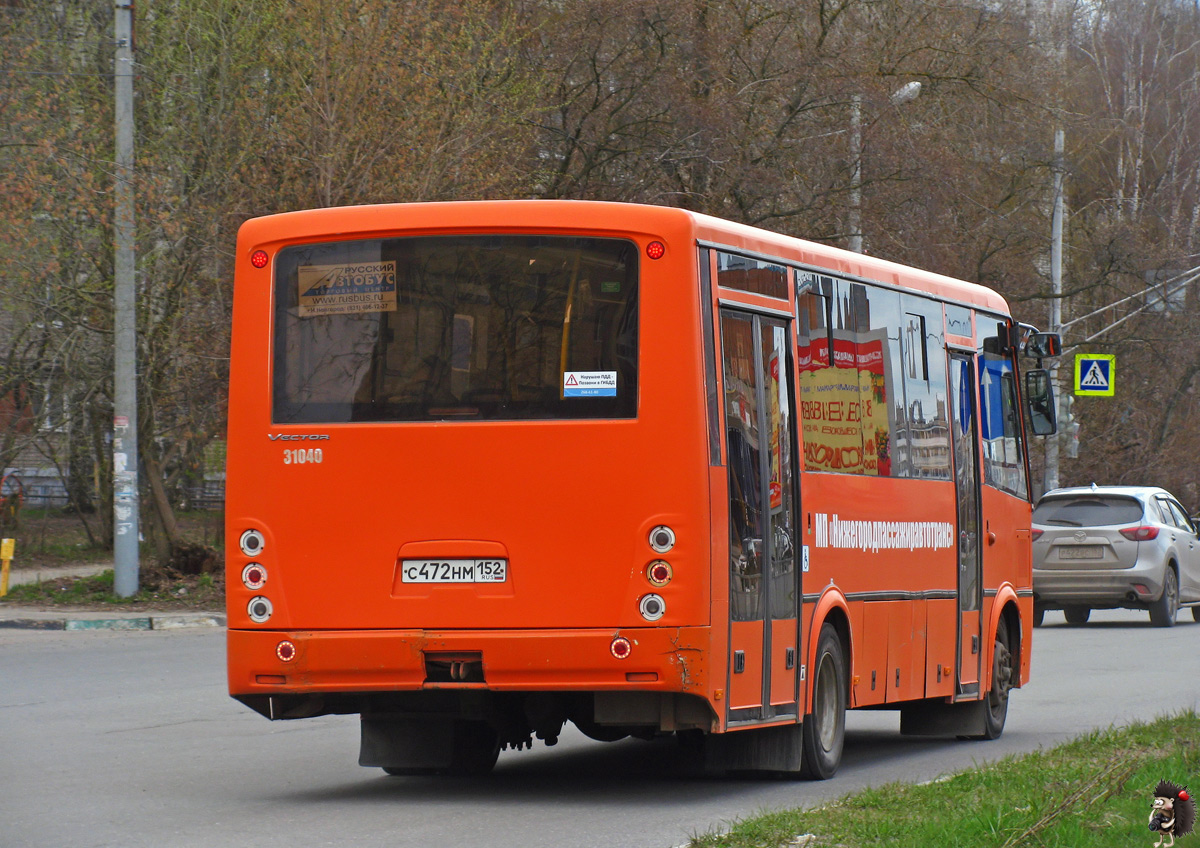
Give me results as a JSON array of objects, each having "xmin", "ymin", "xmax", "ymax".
[{"xmin": 688, "ymin": 711, "xmax": 1200, "ymax": 848}]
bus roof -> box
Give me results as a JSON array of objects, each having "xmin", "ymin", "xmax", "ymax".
[{"xmin": 239, "ymin": 199, "xmax": 1011, "ymax": 315}]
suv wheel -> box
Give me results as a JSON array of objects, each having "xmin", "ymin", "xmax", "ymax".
[
  {"xmin": 1063, "ymin": 605, "xmax": 1090, "ymax": 625},
  {"xmin": 1149, "ymin": 567, "xmax": 1179, "ymax": 628}
]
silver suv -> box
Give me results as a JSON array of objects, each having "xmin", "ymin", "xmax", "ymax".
[{"xmin": 1032, "ymin": 485, "xmax": 1200, "ymax": 627}]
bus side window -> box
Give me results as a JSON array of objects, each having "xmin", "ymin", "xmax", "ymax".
[
  {"xmin": 796, "ymin": 288, "xmax": 831, "ymax": 473},
  {"xmin": 900, "ymin": 295, "xmax": 951, "ymax": 480},
  {"xmin": 977, "ymin": 316, "xmax": 1028, "ymax": 499}
]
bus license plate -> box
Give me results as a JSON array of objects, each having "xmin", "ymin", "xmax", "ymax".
[
  {"xmin": 401, "ymin": 559, "xmax": 508, "ymax": 583},
  {"xmin": 1059, "ymin": 545, "xmax": 1103, "ymax": 560}
]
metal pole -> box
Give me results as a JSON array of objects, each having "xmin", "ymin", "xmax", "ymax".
[
  {"xmin": 113, "ymin": 0, "xmax": 139, "ymax": 597},
  {"xmin": 848, "ymin": 94, "xmax": 863, "ymax": 253},
  {"xmin": 1044, "ymin": 127, "xmax": 1065, "ymax": 493}
]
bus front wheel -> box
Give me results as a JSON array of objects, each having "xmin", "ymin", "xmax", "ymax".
[{"xmin": 800, "ymin": 623, "xmax": 847, "ymax": 780}]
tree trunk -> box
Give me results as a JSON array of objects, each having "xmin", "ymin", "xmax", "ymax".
[{"xmin": 140, "ymin": 443, "xmax": 180, "ymax": 564}]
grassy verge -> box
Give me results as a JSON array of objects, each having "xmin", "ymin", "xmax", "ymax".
[
  {"xmin": 689, "ymin": 711, "xmax": 1199, "ymax": 848},
  {"xmin": 1, "ymin": 567, "xmax": 225, "ymax": 610}
]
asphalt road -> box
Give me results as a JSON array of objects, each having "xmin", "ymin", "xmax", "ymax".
[{"xmin": 2, "ymin": 609, "xmax": 1198, "ymax": 848}]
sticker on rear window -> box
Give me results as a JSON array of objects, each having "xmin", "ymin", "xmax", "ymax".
[
  {"xmin": 297, "ymin": 261, "xmax": 398, "ymax": 317},
  {"xmin": 563, "ymin": 371, "xmax": 617, "ymax": 397}
]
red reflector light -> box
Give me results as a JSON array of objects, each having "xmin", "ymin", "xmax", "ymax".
[
  {"xmin": 250, "ymin": 250, "xmax": 269, "ymax": 269},
  {"xmin": 1119, "ymin": 526, "xmax": 1158, "ymax": 541},
  {"xmin": 646, "ymin": 241, "xmax": 665, "ymax": 260},
  {"xmin": 1031, "ymin": 529, "xmax": 1043, "ymax": 541},
  {"xmin": 276, "ymin": 641, "xmax": 296, "ymax": 662},
  {"xmin": 626, "ymin": 672, "xmax": 658, "ymax": 682},
  {"xmin": 646, "ymin": 560, "xmax": 673, "ymax": 587},
  {"xmin": 610, "ymin": 636, "xmax": 632, "ymax": 659},
  {"xmin": 241, "ymin": 563, "xmax": 267, "ymax": 590},
  {"xmin": 256, "ymin": 675, "xmax": 287, "ymax": 685}
]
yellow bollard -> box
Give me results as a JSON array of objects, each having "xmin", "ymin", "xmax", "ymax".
[{"xmin": 0, "ymin": 537, "xmax": 14, "ymax": 597}]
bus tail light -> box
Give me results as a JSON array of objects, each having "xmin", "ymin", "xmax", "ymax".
[
  {"xmin": 248, "ymin": 596, "xmax": 273, "ymax": 623},
  {"xmin": 276, "ymin": 641, "xmax": 296, "ymax": 662},
  {"xmin": 639, "ymin": 593, "xmax": 665, "ymax": 622},
  {"xmin": 649, "ymin": 525, "xmax": 675, "ymax": 553},
  {"xmin": 610, "ymin": 636, "xmax": 632, "ymax": 659},
  {"xmin": 239, "ymin": 529, "xmax": 265, "ymax": 557},
  {"xmin": 646, "ymin": 560, "xmax": 672, "ymax": 587},
  {"xmin": 250, "ymin": 249, "xmax": 269, "ymax": 268},
  {"xmin": 242, "ymin": 563, "xmax": 267, "ymax": 590},
  {"xmin": 646, "ymin": 241, "xmax": 665, "ymax": 260},
  {"xmin": 1119, "ymin": 526, "xmax": 1158, "ymax": 541}
]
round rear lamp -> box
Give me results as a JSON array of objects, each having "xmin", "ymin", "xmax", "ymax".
[
  {"xmin": 646, "ymin": 241, "xmax": 666, "ymax": 260},
  {"xmin": 610, "ymin": 636, "xmax": 632, "ymax": 659},
  {"xmin": 250, "ymin": 250, "xmax": 269, "ymax": 268},
  {"xmin": 646, "ymin": 560, "xmax": 673, "ymax": 587},
  {"xmin": 649, "ymin": 525, "xmax": 675, "ymax": 553},
  {"xmin": 242, "ymin": 563, "xmax": 267, "ymax": 590},
  {"xmin": 639, "ymin": 593, "xmax": 666, "ymax": 622},
  {"xmin": 247, "ymin": 596, "xmax": 273, "ymax": 623},
  {"xmin": 239, "ymin": 529, "xmax": 265, "ymax": 557},
  {"xmin": 276, "ymin": 641, "xmax": 296, "ymax": 662}
]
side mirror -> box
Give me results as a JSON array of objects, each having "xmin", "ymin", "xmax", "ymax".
[
  {"xmin": 1025, "ymin": 369, "xmax": 1057, "ymax": 436},
  {"xmin": 1024, "ymin": 332, "xmax": 1062, "ymax": 358}
]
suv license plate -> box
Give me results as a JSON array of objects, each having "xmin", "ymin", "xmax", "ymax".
[
  {"xmin": 401, "ymin": 559, "xmax": 508, "ymax": 583},
  {"xmin": 1059, "ymin": 545, "xmax": 1103, "ymax": 560}
]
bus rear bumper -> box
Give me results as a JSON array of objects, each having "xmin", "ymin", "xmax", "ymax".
[{"xmin": 227, "ymin": 626, "xmax": 710, "ymax": 697}]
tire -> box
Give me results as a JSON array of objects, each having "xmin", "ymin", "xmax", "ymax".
[
  {"xmin": 800, "ymin": 623, "xmax": 847, "ymax": 780},
  {"xmin": 1149, "ymin": 568, "xmax": 1179, "ymax": 628},
  {"xmin": 1063, "ymin": 605, "xmax": 1090, "ymax": 625},
  {"xmin": 382, "ymin": 766, "xmax": 436, "ymax": 777},
  {"xmin": 1192, "ymin": 605, "xmax": 1200, "ymax": 623},
  {"xmin": 1032, "ymin": 606, "xmax": 1044, "ymax": 628},
  {"xmin": 974, "ymin": 618, "xmax": 1014, "ymax": 740},
  {"xmin": 446, "ymin": 720, "xmax": 501, "ymax": 776}
]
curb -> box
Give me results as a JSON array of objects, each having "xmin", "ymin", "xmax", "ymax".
[{"xmin": 0, "ymin": 613, "xmax": 226, "ymax": 632}]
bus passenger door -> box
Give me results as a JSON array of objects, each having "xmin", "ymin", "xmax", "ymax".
[
  {"xmin": 721, "ymin": 310, "xmax": 801, "ymax": 722},
  {"xmin": 949, "ymin": 353, "xmax": 982, "ymax": 696}
]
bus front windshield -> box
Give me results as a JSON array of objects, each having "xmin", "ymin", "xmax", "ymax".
[{"xmin": 271, "ymin": 235, "xmax": 639, "ymax": 423}]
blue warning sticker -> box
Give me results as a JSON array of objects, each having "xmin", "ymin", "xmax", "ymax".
[{"xmin": 563, "ymin": 371, "xmax": 617, "ymax": 397}]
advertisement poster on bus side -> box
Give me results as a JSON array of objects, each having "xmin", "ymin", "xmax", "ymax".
[
  {"xmin": 798, "ymin": 329, "xmax": 893, "ymax": 476},
  {"xmin": 297, "ymin": 261, "xmax": 398, "ymax": 317},
  {"xmin": 768, "ymin": 349, "xmax": 783, "ymax": 509}
]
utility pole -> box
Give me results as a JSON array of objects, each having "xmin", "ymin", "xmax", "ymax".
[
  {"xmin": 113, "ymin": 0, "xmax": 139, "ymax": 597},
  {"xmin": 848, "ymin": 94, "xmax": 863, "ymax": 254},
  {"xmin": 1044, "ymin": 127, "xmax": 1065, "ymax": 493},
  {"xmin": 846, "ymin": 83, "xmax": 920, "ymax": 254}
]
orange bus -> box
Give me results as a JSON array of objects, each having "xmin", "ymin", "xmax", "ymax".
[{"xmin": 226, "ymin": 200, "xmax": 1059, "ymax": 778}]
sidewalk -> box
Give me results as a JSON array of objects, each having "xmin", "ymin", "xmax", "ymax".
[{"xmin": 0, "ymin": 562, "xmax": 225, "ymax": 631}]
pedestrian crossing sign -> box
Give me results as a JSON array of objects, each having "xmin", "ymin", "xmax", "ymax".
[{"xmin": 1074, "ymin": 354, "xmax": 1115, "ymax": 396}]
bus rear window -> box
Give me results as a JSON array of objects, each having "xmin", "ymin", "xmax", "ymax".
[
  {"xmin": 1032, "ymin": 496, "xmax": 1144, "ymax": 527},
  {"xmin": 271, "ymin": 235, "xmax": 638, "ymax": 423}
]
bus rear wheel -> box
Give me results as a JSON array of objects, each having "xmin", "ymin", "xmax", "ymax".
[
  {"xmin": 974, "ymin": 619, "xmax": 1013, "ymax": 741},
  {"xmin": 800, "ymin": 623, "xmax": 846, "ymax": 780},
  {"xmin": 445, "ymin": 720, "xmax": 501, "ymax": 775}
]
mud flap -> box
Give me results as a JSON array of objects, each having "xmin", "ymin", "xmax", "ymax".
[
  {"xmin": 704, "ymin": 723, "xmax": 805, "ymax": 774},
  {"xmin": 900, "ymin": 699, "xmax": 987, "ymax": 737},
  {"xmin": 359, "ymin": 716, "xmax": 455, "ymax": 770}
]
